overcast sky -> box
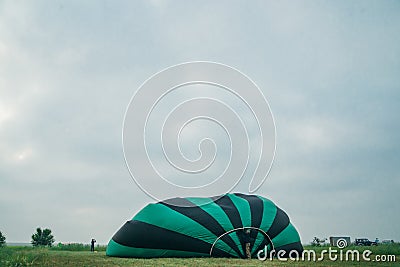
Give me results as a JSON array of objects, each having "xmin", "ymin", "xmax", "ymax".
[{"xmin": 1, "ymin": 0, "xmax": 399, "ymax": 245}]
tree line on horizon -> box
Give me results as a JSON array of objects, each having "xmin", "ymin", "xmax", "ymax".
[{"xmin": 0, "ymin": 227, "xmax": 54, "ymax": 247}]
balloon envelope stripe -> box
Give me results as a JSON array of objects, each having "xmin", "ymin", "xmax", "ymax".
[
  {"xmin": 213, "ymin": 195, "xmax": 243, "ymax": 229},
  {"xmin": 161, "ymin": 199, "xmax": 243, "ymax": 257},
  {"xmin": 111, "ymin": 220, "xmax": 229, "ymax": 257},
  {"xmin": 188, "ymin": 197, "xmax": 245, "ymax": 257},
  {"xmin": 265, "ymin": 207, "xmax": 290, "ymax": 239},
  {"xmin": 254, "ymin": 207, "xmax": 290, "ymax": 254},
  {"xmin": 133, "ymin": 202, "xmax": 224, "ymax": 245},
  {"xmin": 234, "ymin": 193, "xmax": 264, "ymax": 253},
  {"xmin": 273, "ymin": 241, "xmax": 303, "ymax": 255},
  {"xmin": 212, "ymin": 195, "xmax": 247, "ymax": 257},
  {"xmin": 271, "ymin": 223, "xmax": 301, "ymax": 248}
]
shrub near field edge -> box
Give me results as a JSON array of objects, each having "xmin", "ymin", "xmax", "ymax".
[{"xmin": 50, "ymin": 243, "xmax": 107, "ymax": 251}]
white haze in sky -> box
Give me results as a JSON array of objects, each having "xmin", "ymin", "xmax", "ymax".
[{"xmin": 0, "ymin": 0, "xmax": 399, "ymax": 244}]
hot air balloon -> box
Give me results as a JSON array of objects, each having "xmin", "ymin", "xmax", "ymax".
[{"xmin": 106, "ymin": 193, "xmax": 302, "ymax": 258}]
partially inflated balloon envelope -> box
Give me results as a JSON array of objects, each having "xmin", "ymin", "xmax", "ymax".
[{"xmin": 106, "ymin": 193, "xmax": 303, "ymax": 258}]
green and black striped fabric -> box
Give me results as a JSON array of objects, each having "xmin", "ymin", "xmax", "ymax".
[{"xmin": 106, "ymin": 193, "xmax": 302, "ymax": 258}]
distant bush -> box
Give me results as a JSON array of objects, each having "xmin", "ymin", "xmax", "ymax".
[
  {"xmin": 51, "ymin": 242, "xmax": 106, "ymax": 251},
  {"xmin": 0, "ymin": 231, "xmax": 6, "ymax": 247},
  {"xmin": 31, "ymin": 228, "xmax": 55, "ymax": 247}
]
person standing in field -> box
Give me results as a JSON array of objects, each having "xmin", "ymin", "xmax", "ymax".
[{"xmin": 91, "ymin": 238, "xmax": 96, "ymax": 252}]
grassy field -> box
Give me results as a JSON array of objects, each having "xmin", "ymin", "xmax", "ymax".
[{"xmin": 0, "ymin": 245, "xmax": 398, "ymax": 266}]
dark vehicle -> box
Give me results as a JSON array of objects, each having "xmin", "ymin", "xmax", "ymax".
[{"xmin": 355, "ymin": 238, "xmax": 377, "ymax": 246}]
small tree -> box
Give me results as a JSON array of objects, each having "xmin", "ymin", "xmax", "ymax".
[
  {"xmin": 0, "ymin": 231, "xmax": 6, "ymax": 247},
  {"xmin": 311, "ymin": 237, "xmax": 327, "ymax": 247},
  {"xmin": 31, "ymin": 227, "xmax": 54, "ymax": 247}
]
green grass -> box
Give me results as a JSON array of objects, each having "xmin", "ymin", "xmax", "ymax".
[{"xmin": 0, "ymin": 245, "xmax": 398, "ymax": 266}]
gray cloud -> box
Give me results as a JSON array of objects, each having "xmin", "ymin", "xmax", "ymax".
[{"xmin": 0, "ymin": 0, "xmax": 399, "ymax": 244}]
